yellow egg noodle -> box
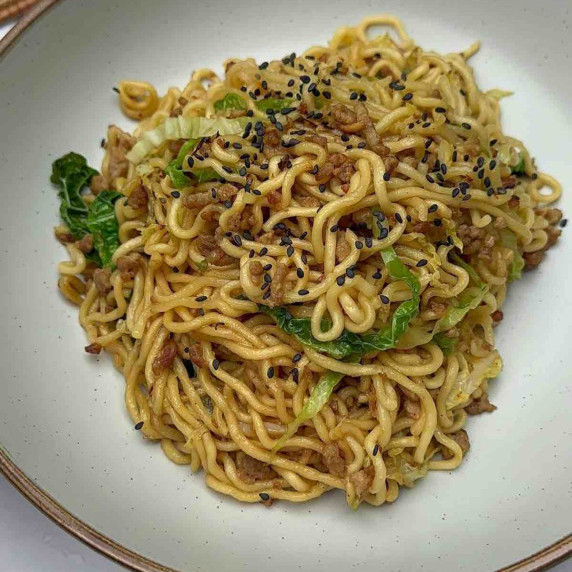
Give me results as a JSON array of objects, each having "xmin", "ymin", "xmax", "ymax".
[{"xmin": 54, "ymin": 15, "xmax": 564, "ymax": 508}]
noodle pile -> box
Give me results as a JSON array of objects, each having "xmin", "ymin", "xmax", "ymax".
[{"xmin": 55, "ymin": 16, "xmax": 564, "ymax": 507}]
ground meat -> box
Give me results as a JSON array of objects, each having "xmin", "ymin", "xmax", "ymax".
[
  {"xmin": 188, "ymin": 344, "xmax": 207, "ymax": 369},
  {"xmin": 235, "ymin": 452, "xmax": 276, "ymax": 483},
  {"xmin": 75, "ymin": 234, "xmax": 94, "ymax": 253},
  {"xmin": 383, "ymin": 155, "xmax": 399, "ymax": 176},
  {"xmin": 315, "ymin": 161, "xmax": 335, "ymax": 183},
  {"xmin": 107, "ymin": 126, "xmax": 136, "ymax": 181},
  {"xmin": 350, "ymin": 465, "xmax": 375, "ymax": 496},
  {"xmin": 249, "ymin": 261, "xmax": 264, "ymax": 286},
  {"xmin": 333, "ymin": 161, "xmax": 356, "ymax": 183},
  {"xmin": 152, "ymin": 339, "xmax": 178, "ymax": 373},
  {"xmin": 457, "ymin": 224, "xmax": 496, "ymax": 259},
  {"xmin": 404, "ymin": 398, "xmax": 421, "ymax": 420},
  {"xmin": 305, "ymin": 133, "xmax": 328, "ymax": 148},
  {"xmin": 545, "ymin": 226, "xmax": 562, "ymax": 248},
  {"xmin": 465, "ymin": 395, "xmax": 497, "ymax": 415},
  {"xmin": 536, "ymin": 208, "xmax": 563, "ymax": 226},
  {"xmin": 183, "ymin": 183, "xmax": 239, "ymax": 209},
  {"xmin": 297, "ymin": 195, "xmax": 321, "ymax": 207},
  {"xmin": 443, "ymin": 429, "xmax": 470, "ymax": 459},
  {"xmin": 226, "ymin": 206, "xmax": 257, "ymax": 232},
  {"xmin": 331, "ymin": 104, "xmax": 365, "ymax": 133},
  {"xmin": 268, "ymin": 262, "xmax": 288, "ymax": 306},
  {"xmin": 355, "ymin": 102, "xmax": 381, "ymax": 150},
  {"xmin": 322, "ymin": 442, "xmax": 346, "ymax": 477},
  {"xmin": 117, "ymin": 253, "xmax": 142, "ymax": 281},
  {"xmin": 491, "ymin": 310, "xmax": 504, "ymax": 323},
  {"xmin": 93, "ymin": 268, "xmax": 112, "ymax": 295},
  {"xmin": 196, "ymin": 235, "xmax": 234, "ymax": 266},
  {"xmin": 127, "ymin": 184, "xmax": 149, "ymax": 209},
  {"xmin": 90, "ymin": 175, "xmax": 109, "ymax": 195},
  {"xmin": 267, "ymin": 189, "xmax": 282, "ymax": 206},
  {"xmin": 523, "ymin": 251, "xmax": 544, "ymax": 270},
  {"xmin": 412, "ymin": 221, "xmax": 433, "ymax": 234},
  {"xmin": 84, "ymin": 343, "xmax": 102, "ymax": 355},
  {"xmin": 502, "ymin": 176, "xmax": 517, "ymax": 190}
]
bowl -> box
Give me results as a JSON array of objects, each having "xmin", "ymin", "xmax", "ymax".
[{"xmin": 0, "ymin": 0, "xmax": 570, "ymax": 570}]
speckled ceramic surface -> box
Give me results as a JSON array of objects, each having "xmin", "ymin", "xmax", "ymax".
[{"xmin": 0, "ymin": 1, "xmax": 570, "ymax": 570}]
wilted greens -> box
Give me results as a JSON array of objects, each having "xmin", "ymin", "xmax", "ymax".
[{"xmin": 51, "ymin": 152, "xmax": 121, "ymax": 267}]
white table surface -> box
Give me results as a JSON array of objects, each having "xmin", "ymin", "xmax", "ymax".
[{"xmin": 0, "ymin": 14, "xmax": 570, "ymax": 572}]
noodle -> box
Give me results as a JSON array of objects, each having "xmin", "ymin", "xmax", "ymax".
[{"xmin": 52, "ymin": 16, "xmax": 564, "ymax": 508}]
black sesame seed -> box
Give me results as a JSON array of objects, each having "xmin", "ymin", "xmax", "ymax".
[
  {"xmin": 336, "ymin": 275, "xmax": 345, "ymax": 286},
  {"xmin": 212, "ymin": 359, "xmax": 220, "ymax": 370},
  {"xmin": 435, "ymin": 107, "xmax": 446, "ymax": 113},
  {"xmin": 426, "ymin": 175, "xmax": 435, "ymax": 184},
  {"xmin": 462, "ymin": 122, "xmax": 472, "ymax": 130},
  {"xmin": 484, "ymin": 177, "xmax": 491, "ymax": 188},
  {"xmin": 330, "ymin": 225, "xmax": 338, "ymax": 232},
  {"xmin": 441, "ymin": 164, "xmax": 447, "ymax": 175},
  {"xmin": 372, "ymin": 270, "xmax": 382, "ymax": 279},
  {"xmin": 293, "ymin": 353, "xmax": 302, "ymax": 363},
  {"xmin": 134, "ymin": 421, "xmax": 144, "ymax": 430},
  {"xmin": 260, "ymin": 247, "xmax": 268, "ymax": 256},
  {"xmin": 373, "ymin": 444, "xmax": 379, "ymax": 456},
  {"xmin": 355, "ymin": 241, "xmax": 364, "ymax": 250},
  {"xmin": 383, "ymin": 172, "xmax": 391, "ymax": 182},
  {"xmin": 490, "ymin": 139, "xmax": 498, "ymax": 146},
  {"xmin": 301, "ymin": 254, "xmax": 308, "ymax": 264},
  {"xmin": 380, "ymin": 295, "xmax": 390, "ymax": 304},
  {"xmin": 452, "ymin": 151, "xmax": 458, "ymax": 162},
  {"xmin": 489, "ymin": 160, "xmax": 497, "ymax": 170},
  {"xmin": 478, "ymin": 169, "xmax": 485, "ymax": 179},
  {"xmin": 267, "ymin": 367, "xmax": 275, "ymax": 378},
  {"xmin": 319, "ymin": 184, "xmax": 326, "ymax": 192},
  {"xmin": 287, "ymin": 246, "xmax": 294, "ymax": 257},
  {"xmin": 434, "ymin": 218, "xmax": 442, "ymax": 227},
  {"xmin": 416, "ymin": 259, "xmax": 428, "ymax": 267},
  {"xmin": 403, "ymin": 93, "xmax": 413, "ymax": 101},
  {"xmin": 428, "ymin": 203, "xmax": 438, "ymax": 213},
  {"xmin": 298, "ymin": 289, "xmax": 309, "ymax": 295},
  {"xmin": 463, "ymin": 194, "xmax": 472, "ymax": 201},
  {"xmin": 422, "ymin": 122, "xmax": 431, "ymax": 128},
  {"xmin": 171, "ymin": 191, "xmax": 181, "ymax": 198},
  {"xmin": 487, "ymin": 188, "xmax": 495, "ymax": 196},
  {"xmin": 395, "ymin": 213, "xmax": 403, "ymax": 224},
  {"xmin": 365, "ymin": 237, "xmax": 373, "ymax": 248},
  {"xmin": 296, "ymin": 268, "xmax": 304, "ymax": 278},
  {"xmin": 259, "ymin": 493, "xmax": 270, "ymax": 501},
  {"xmin": 195, "ymin": 295, "xmax": 207, "ymax": 302},
  {"xmin": 300, "ymin": 75, "xmax": 311, "ymax": 84},
  {"xmin": 560, "ymin": 218, "xmax": 568, "ymax": 228},
  {"xmin": 379, "ymin": 228, "xmax": 389, "ymax": 239},
  {"xmin": 477, "ymin": 157, "xmax": 485, "ymax": 168},
  {"xmin": 249, "ymin": 250, "xmax": 255, "ymax": 258},
  {"xmin": 300, "ymin": 232, "xmax": 308, "ymax": 240},
  {"xmin": 187, "ymin": 157, "xmax": 195, "ymax": 168},
  {"xmin": 357, "ymin": 142, "xmax": 366, "ymax": 149}
]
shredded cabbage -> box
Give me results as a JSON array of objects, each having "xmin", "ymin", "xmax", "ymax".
[
  {"xmin": 500, "ymin": 229, "xmax": 525, "ymax": 282},
  {"xmin": 126, "ymin": 116, "xmax": 250, "ymax": 164},
  {"xmin": 446, "ymin": 351, "xmax": 503, "ymax": 409}
]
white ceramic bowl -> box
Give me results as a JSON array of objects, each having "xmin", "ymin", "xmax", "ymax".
[{"xmin": 1, "ymin": 0, "xmax": 570, "ymax": 570}]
